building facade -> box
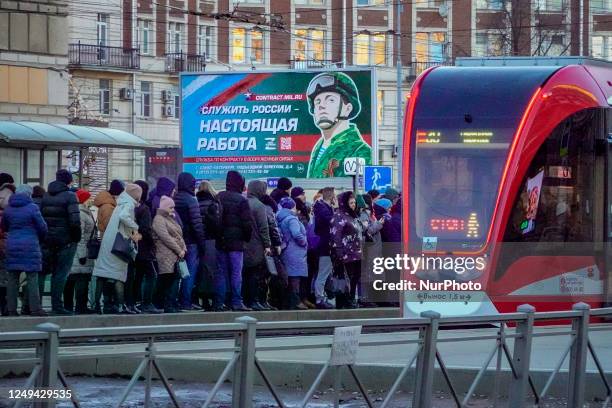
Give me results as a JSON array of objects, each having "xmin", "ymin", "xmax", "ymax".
[{"xmin": 6, "ymin": 0, "xmax": 610, "ymax": 184}]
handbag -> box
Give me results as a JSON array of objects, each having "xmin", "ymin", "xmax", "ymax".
[
  {"xmin": 265, "ymin": 255, "xmax": 278, "ymax": 276},
  {"xmin": 111, "ymin": 232, "xmax": 137, "ymax": 263},
  {"xmin": 176, "ymin": 259, "xmax": 190, "ymax": 279},
  {"xmin": 86, "ymin": 217, "xmax": 101, "ymax": 259}
]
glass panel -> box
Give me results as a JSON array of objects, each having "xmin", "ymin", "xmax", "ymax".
[
  {"xmin": 415, "ymin": 32, "xmax": 428, "ymax": 65},
  {"xmin": 231, "ymin": 28, "xmax": 246, "ymax": 63},
  {"xmin": 354, "ymin": 34, "xmax": 369, "ymax": 65},
  {"xmin": 311, "ymin": 30, "xmax": 325, "ymax": 60},
  {"xmin": 431, "ymin": 32, "xmax": 446, "ymax": 62},
  {"xmin": 377, "ymin": 90, "xmax": 383, "ymax": 123},
  {"xmin": 474, "ymin": 33, "xmax": 487, "ymax": 56},
  {"xmin": 251, "ymin": 29, "xmax": 264, "ymax": 63},
  {"xmin": 372, "ymin": 34, "xmax": 386, "ymax": 65},
  {"xmin": 43, "ymin": 150, "xmax": 59, "ymax": 189},
  {"xmin": 27, "ymin": 150, "xmax": 41, "ymax": 181},
  {"xmin": 295, "ymin": 29, "xmax": 307, "ymax": 60},
  {"xmin": 0, "ymin": 148, "xmax": 22, "ymax": 184}
]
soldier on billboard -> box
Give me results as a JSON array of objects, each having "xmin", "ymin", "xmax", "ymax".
[{"xmin": 306, "ymin": 72, "xmax": 372, "ymax": 178}]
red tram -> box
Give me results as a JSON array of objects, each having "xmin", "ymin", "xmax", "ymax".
[{"xmin": 401, "ymin": 57, "xmax": 612, "ymax": 316}]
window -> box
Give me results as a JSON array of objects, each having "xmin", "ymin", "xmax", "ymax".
[
  {"xmin": 294, "ymin": 29, "xmax": 326, "ymax": 61},
  {"xmin": 535, "ymin": 0, "xmax": 563, "ymax": 11},
  {"xmin": 474, "ymin": 32, "xmax": 506, "ymax": 56},
  {"xmin": 231, "ymin": 27, "xmax": 265, "ymax": 64},
  {"xmin": 377, "ymin": 90, "xmax": 384, "ymax": 124},
  {"xmin": 537, "ymin": 33, "xmax": 567, "ymax": 56},
  {"xmin": 295, "ymin": 0, "xmax": 325, "ymax": 4},
  {"xmin": 354, "ymin": 33, "xmax": 388, "ymax": 65},
  {"xmin": 97, "ymin": 14, "xmax": 109, "ymax": 46},
  {"xmin": 140, "ymin": 81, "xmax": 151, "ymax": 117},
  {"xmin": 198, "ymin": 26, "xmax": 214, "ymax": 59},
  {"xmin": 415, "ymin": 0, "xmax": 443, "ymax": 7},
  {"xmin": 174, "ymin": 94, "xmax": 180, "ymax": 119},
  {"xmin": 592, "ymin": 36, "xmax": 612, "ymax": 60},
  {"xmin": 99, "ymin": 79, "xmax": 111, "ymax": 115},
  {"xmin": 476, "ymin": 0, "xmax": 504, "ymax": 9},
  {"xmin": 356, "ymin": 0, "xmax": 386, "ymax": 5},
  {"xmin": 591, "ymin": 0, "xmax": 612, "ymax": 13},
  {"xmin": 138, "ymin": 20, "xmax": 152, "ymax": 55},
  {"xmin": 167, "ymin": 22, "xmax": 184, "ymax": 53}
]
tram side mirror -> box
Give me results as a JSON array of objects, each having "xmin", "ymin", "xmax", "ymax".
[{"xmin": 464, "ymin": 114, "xmax": 473, "ymax": 123}]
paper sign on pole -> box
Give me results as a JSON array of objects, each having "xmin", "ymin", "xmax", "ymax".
[
  {"xmin": 330, "ymin": 326, "xmax": 362, "ymax": 366},
  {"xmin": 343, "ymin": 157, "xmax": 366, "ymax": 176}
]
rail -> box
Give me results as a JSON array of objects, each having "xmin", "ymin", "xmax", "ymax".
[
  {"xmin": 164, "ymin": 52, "xmax": 206, "ymax": 73},
  {"xmin": 68, "ymin": 42, "xmax": 140, "ymax": 70},
  {"xmin": 0, "ymin": 303, "xmax": 610, "ymax": 407}
]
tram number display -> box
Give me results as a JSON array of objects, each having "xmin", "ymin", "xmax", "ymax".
[{"xmin": 428, "ymin": 213, "xmax": 481, "ymax": 239}]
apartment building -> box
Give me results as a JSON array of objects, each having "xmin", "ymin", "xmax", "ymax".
[{"xmin": 65, "ymin": 0, "xmax": 610, "ymax": 183}]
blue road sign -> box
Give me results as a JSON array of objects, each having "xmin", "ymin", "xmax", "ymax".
[
  {"xmin": 267, "ymin": 178, "xmax": 279, "ymax": 188},
  {"xmin": 364, "ymin": 166, "xmax": 392, "ymax": 193}
]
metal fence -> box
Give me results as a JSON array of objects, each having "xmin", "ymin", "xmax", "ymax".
[
  {"xmin": 68, "ymin": 43, "xmax": 140, "ymax": 70},
  {"xmin": 1, "ymin": 303, "xmax": 610, "ymax": 408}
]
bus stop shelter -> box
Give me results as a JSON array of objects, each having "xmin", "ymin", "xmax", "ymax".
[{"xmin": 0, "ymin": 121, "xmax": 149, "ymax": 188}]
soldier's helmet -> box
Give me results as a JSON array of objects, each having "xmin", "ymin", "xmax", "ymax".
[{"xmin": 307, "ymin": 72, "xmax": 361, "ymax": 120}]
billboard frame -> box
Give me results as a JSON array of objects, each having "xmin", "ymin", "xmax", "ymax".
[{"xmin": 178, "ymin": 67, "xmax": 378, "ymax": 180}]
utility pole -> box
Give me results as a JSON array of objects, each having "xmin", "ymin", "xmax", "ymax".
[{"xmin": 396, "ymin": 1, "xmax": 403, "ymax": 189}]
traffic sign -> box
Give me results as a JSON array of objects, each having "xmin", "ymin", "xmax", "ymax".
[
  {"xmin": 266, "ymin": 178, "xmax": 279, "ymax": 188},
  {"xmin": 364, "ymin": 165, "xmax": 392, "ymax": 193},
  {"xmin": 343, "ymin": 157, "xmax": 365, "ymax": 176}
]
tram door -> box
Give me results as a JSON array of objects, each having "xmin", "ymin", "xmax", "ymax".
[{"xmin": 606, "ymin": 109, "xmax": 612, "ymax": 306}]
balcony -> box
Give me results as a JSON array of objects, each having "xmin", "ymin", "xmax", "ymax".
[
  {"xmin": 290, "ymin": 59, "xmax": 343, "ymax": 70},
  {"xmin": 407, "ymin": 60, "xmax": 451, "ymax": 79},
  {"xmin": 165, "ymin": 53, "xmax": 207, "ymax": 73},
  {"xmin": 69, "ymin": 43, "xmax": 140, "ymax": 70}
]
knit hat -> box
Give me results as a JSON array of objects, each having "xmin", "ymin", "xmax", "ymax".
[
  {"xmin": 0, "ymin": 173, "xmax": 14, "ymax": 186},
  {"xmin": 109, "ymin": 179, "xmax": 125, "ymax": 196},
  {"xmin": 125, "ymin": 183, "xmax": 142, "ymax": 202},
  {"xmin": 376, "ymin": 198, "xmax": 392, "ymax": 210},
  {"xmin": 277, "ymin": 177, "xmax": 292, "ymax": 191},
  {"xmin": 355, "ymin": 194, "xmax": 367, "ymax": 209},
  {"xmin": 383, "ymin": 187, "xmax": 399, "ymax": 201},
  {"xmin": 291, "ymin": 186, "xmax": 305, "ymax": 199},
  {"xmin": 159, "ymin": 195, "xmax": 175, "ymax": 211},
  {"xmin": 15, "ymin": 184, "xmax": 33, "ymax": 197},
  {"xmin": 56, "ymin": 169, "xmax": 73, "ymax": 185},
  {"xmin": 279, "ymin": 196, "xmax": 296, "ymax": 210},
  {"xmin": 76, "ymin": 189, "xmax": 91, "ymax": 204}
]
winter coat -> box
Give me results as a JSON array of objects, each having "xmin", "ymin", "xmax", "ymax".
[
  {"xmin": 92, "ymin": 191, "xmax": 139, "ymax": 282},
  {"xmin": 264, "ymin": 203, "xmax": 282, "ymax": 249},
  {"xmin": 244, "ymin": 181, "xmax": 271, "ymax": 268},
  {"xmin": 94, "ymin": 191, "xmax": 116, "ymax": 238},
  {"xmin": 152, "ymin": 208, "xmax": 186, "ymax": 275},
  {"xmin": 381, "ymin": 204, "xmax": 401, "ymax": 243},
  {"xmin": 295, "ymin": 199, "xmax": 311, "ymax": 227},
  {"xmin": 313, "ymin": 199, "xmax": 334, "ymax": 256},
  {"xmin": 197, "ymin": 191, "xmax": 221, "ymax": 241},
  {"xmin": 359, "ymin": 210, "xmax": 384, "ymax": 243},
  {"xmin": 174, "ymin": 173, "xmax": 206, "ymax": 252},
  {"xmin": 135, "ymin": 203, "xmax": 155, "ymax": 261},
  {"xmin": 330, "ymin": 192, "xmax": 364, "ymax": 263},
  {"xmin": 216, "ymin": 171, "xmax": 252, "ymax": 252},
  {"xmin": 70, "ymin": 204, "xmax": 95, "ymax": 275},
  {"xmin": 2, "ymin": 193, "xmax": 47, "ymax": 272},
  {"xmin": 270, "ymin": 188, "xmax": 289, "ymax": 204},
  {"xmin": 40, "ymin": 181, "xmax": 81, "ymax": 247},
  {"xmin": 0, "ymin": 183, "xmax": 14, "ymax": 258},
  {"xmin": 277, "ymin": 208, "xmax": 308, "ymax": 277}
]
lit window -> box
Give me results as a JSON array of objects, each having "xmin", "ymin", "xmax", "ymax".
[
  {"xmin": 294, "ymin": 29, "xmax": 326, "ymax": 61},
  {"xmin": 354, "ymin": 33, "xmax": 387, "ymax": 65},
  {"xmin": 99, "ymin": 79, "xmax": 111, "ymax": 115},
  {"xmin": 141, "ymin": 81, "xmax": 151, "ymax": 117},
  {"xmin": 415, "ymin": 32, "xmax": 447, "ymax": 73},
  {"xmin": 377, "ymin": 90, "xmax": 384, "ymax": 123},
  {"xmin": 167, "ymin": 22, "xmax": 184, "ymax": 53},
  {"xmin": 231, "ymin": 27, "xmax": 264, "ymax": 64},
  {"xmin": 198, "ymin": 26, "xmax": 214, "ymax": 59},
  {"xmin": 138, "ymin": 20, "xmax": 152, "ymax": 55}
]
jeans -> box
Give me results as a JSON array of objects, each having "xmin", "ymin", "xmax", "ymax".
[
  {"xmin": 314, "ymin": 256, "xmax": 333, "ymax": 303},
  {"xmin": 7, "ymin": 271, "xmax": 41, "ymax": 314},
  {"xmin": 179, "ymin": 244, "xmax": 199, "ymax": 308},
  {"xmin": 63, "ymin": 274, "xmax": 91, "ymax": 313},
  {"xmin": 44, "ymin": 243, "xmax": 77, "ymax": 311},
  {"xmin": 216, "ymin": 251, "xmax": 243, "ymax": 307}
]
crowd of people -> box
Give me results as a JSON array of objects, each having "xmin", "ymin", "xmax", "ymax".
[{"xmin": 0, "ymin": 170, "xmax": 401, "ymax": 316}]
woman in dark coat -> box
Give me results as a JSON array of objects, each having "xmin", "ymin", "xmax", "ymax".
[
  {"xmin": 1, "ymin": 185, "xmax": 48, "ymax": 316},
  {"xmin": 196, "ymin": 180, "xmax": 221, "ymax": 310}
]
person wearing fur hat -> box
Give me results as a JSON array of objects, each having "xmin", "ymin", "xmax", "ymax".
[
  {"xmin": 152, "ymin": 195, "xmax": 186, "ymax": 313},
  {"xmin": 0, "ymin": 173, "xmax": 15, "ymax": 316},
  {"xmin": 64, "ymin": 190, "xmax": 95, "ymax": 314},
  {"xmin": 40, "ymin": 169, "xmax": 82, "ymax": 315},
  {"xmin": 92, "ymin": 184, "xmax": 142, "ymax": 314},
  {"xmin": 2, "ymin": 184, "xmax": 48, "ymax": 316},
  {"xmin": 270, "ymin": 177, "xmax": 292, "ymax": 204}
]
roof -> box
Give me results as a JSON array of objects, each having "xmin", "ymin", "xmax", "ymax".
[
  {"xmin": 0, "ymin": 121, "xmax": 150, "ymax": 149},
  {"xmin": 455, "ymin": 56, "xmax": 612, "ymax": 69}
]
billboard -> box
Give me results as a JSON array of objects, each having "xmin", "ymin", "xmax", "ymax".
[{"xmin": 180, "ymin": 70, "xmax": 374, "ymax": 179}]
